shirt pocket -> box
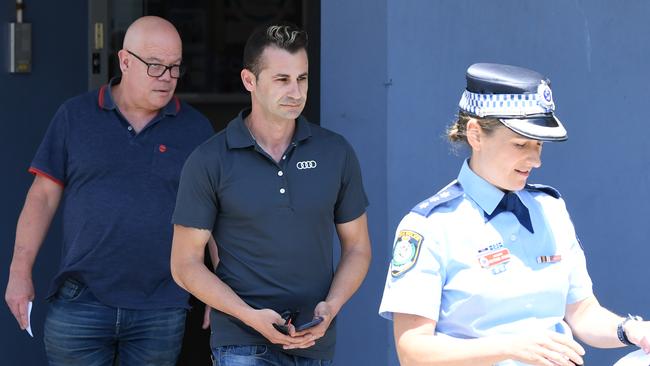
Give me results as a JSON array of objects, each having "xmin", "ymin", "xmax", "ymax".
[{"xmin": 150, "ymin": 143, "xmax": 186, "ymax": 184}]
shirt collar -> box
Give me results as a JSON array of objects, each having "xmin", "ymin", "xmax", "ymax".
[
  {"xmin": 226, "ymin": 108, "xmax": 312, "ymax": 149},
  {"xmin": 457, "ymin": 158, "xmax": 508, "ymax": 216},
  {"xmin": 97, "ymin": 77, "xmax": 181, "ymax": 116},
  {"xmin": 98, "ymin": 77, "xmax": 119, "ymax": 110}
]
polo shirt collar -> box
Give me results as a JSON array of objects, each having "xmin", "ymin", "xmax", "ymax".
[
  {"xmin": 226, "ymin": 108, "xmax": 312, "ymax": 149},
  {"xmin": 97, "ymin": 77, "xmax": 181, "ymax": 116},
  {"xmin": 293, "ymin": 115, "xmax": 312, "ymax": 142},
  {"xmin": 98, "ymin": 77, "xmax": 119, "ymax": 111},
  {"xmin": 457, "ymin": 158, "xmax": 525, "ymax": 216}
]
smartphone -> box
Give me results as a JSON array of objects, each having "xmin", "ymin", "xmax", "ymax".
[
  {"xmin": 273, "ymin": 316, "xmax": 324, "ymax": 334},
  {"xmin": 295, "ymin": 316, "xmax": 324, "ymax": 332}
]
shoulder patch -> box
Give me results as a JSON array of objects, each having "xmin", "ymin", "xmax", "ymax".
[
  {"xmin": 390, "ymin": 230, "xmax": 424, "ymax": 277},
  {"xmin": 525, "ymin": 183, "xmax": 561, "ymax": 199},
  {"xmin": 410, "ymin": 180, "xmax": 463, "ymax": 217}
]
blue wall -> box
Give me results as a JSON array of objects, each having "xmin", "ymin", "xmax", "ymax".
[
  {"xmin": 323, "ymin": 0, "xmax": 650, "ymax": 365},
  {"xmin": 0, "ymin": 1, "xmax": 87, "ymax": 364},
  {"xmin": 321, "ymin": 1, "xmax": 391, "ymax": 365}
]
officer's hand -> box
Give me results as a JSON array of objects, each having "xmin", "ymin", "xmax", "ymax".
[
  {"xmin": 621, "ymin": 319, "xmax": 650, "ymax": 353},
  {"xmin": 5, "ymin": 271, "xmax": 34, "ymax": 330},
  {"xmin": 246, "ymin": 308, "xmax": 312, "ymax": 348},
  {"xmin": 506, "ymin": 331, "xmax": 585, "ymax": 366},
  {"xmin": 285, "ymin": 301, "xmax": 334, "ymax": 350}
]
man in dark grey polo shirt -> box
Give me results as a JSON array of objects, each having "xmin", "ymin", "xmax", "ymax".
[{"xmin": 170, "ymin": 23, "xmax": 371, "ymax": 365}]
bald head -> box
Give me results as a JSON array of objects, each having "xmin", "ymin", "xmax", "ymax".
[
  {"xmin": 123, "ymin": 16, "xmax": 182, "ymax": 54},
  {"xmin": 115, "ymin": 16, "xmax": 183, "ymax": 112}
]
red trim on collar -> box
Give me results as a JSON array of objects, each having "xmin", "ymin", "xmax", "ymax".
[
  {"xmin": 98, "ymin": 85, "xmax": 107, "ymax": 109},
  {"xmin": 174, "ymin": 96, "xmax": 180, "ymax": 113},
  {"xmin": 28, "ymin": 167, "xmax": 64, "ymax": 187}
]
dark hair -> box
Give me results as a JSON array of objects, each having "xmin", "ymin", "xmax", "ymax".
[{"xmin": 243, "ymin": 23, "xmax": 308, "ymax": 77}]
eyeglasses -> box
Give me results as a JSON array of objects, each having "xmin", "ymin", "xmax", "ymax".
[{"xmin": 126, "ymin": 50, "xmax": 185, "ymax": 78}]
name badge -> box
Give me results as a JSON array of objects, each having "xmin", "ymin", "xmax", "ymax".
[{"xmin": 478, "ymin": 247, "xmax": 511, "ymax": 274}]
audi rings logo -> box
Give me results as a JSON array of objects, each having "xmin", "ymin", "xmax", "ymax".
[{"xmin": 296, "ymin": 160, "xmax": 317, "ymax": 170}]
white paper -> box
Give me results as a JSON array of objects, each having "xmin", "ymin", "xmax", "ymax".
[
  {"xmin": 613, "ymin": 349, "xmax": 650, "ymax": 366},
  {"xmin": 25, "ymin": 301, "xmax": 33, "ymax": 337}
]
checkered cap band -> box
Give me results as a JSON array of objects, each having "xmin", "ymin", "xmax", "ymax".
[{"xmin": 458, "ymin": 88, "xmax": 555, "ymax": 118}]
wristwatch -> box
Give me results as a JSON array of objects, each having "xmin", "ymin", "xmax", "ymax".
[{"xmin": 617, "ymin": 314, "xmax": 643, "ymax": 346}]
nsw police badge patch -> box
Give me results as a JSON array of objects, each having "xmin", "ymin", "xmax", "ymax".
[{"xmin": 390, "ymin": 230, "xmax": 423, "ymax": 277}]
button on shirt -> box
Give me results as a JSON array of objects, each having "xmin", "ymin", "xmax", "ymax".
[{"xmin": 379, "ymin": 160, "xmax": 592, "ymax": 365}]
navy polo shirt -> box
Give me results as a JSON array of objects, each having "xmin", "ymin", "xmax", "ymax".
[
  {"xmin": 172, "ymin": 109, "xmax": 368, "ymax": 360},
  {"xmin": 30, "ymin": 77, "xmax": 214, "ymax": 309}
]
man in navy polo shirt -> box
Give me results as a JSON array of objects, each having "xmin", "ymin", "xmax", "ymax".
[
  {"xmin": 5, "ymin": 16, "xmax": 214, "ymax": 366},
  {"xmin": 170, "ymin": 23, "xmax": 372, "ymax": 365}
]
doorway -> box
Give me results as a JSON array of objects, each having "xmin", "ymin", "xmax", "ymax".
[
  {"xmin": 89, "ymin": 1, "xmax": 321, "ymax": 365},
  {"xmin": 90, "ymin": 0, "xmax": 320, "ymax": 131}
]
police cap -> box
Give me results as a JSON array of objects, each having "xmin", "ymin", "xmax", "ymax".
[{"xmin": 458, "ymin": 63, "xmax": 567, "ymax": 142}]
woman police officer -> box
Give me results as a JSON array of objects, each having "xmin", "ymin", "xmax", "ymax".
[{"xmin": 379, "ymin": 63, "xmax": 650, "ymax": 366}]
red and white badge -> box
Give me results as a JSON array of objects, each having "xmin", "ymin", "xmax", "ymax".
[{"xmin": 478, "ymin": 248, "xmax": 511, "ymax": 269}]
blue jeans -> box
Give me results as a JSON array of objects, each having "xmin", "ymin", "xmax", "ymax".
[
  {"xmin": 44, "ymin": 278, "xmax": 186, "ymax": 366},
  {"xmin": 212, "ymin": 345, "xmax": 333, "ymax": 366}
]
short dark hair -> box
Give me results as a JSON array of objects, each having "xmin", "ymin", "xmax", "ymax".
[{"xmin": 243, "ymin": 23, "xmax": 308, "ymax": 77}]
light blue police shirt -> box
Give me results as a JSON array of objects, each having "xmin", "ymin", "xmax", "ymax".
[{"xmin": 379, "ymin": 160, "xmax": 593, "ymax": 365}]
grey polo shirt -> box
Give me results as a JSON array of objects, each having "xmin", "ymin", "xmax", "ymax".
[{"xmin": 172, "ymin": 109, "xmax": 368, "ymax": 360}]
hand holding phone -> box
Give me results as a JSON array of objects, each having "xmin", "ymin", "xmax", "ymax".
[
  {"xmin": 272, "ymin": 322, "xmax": 290, "ymax": 335},
  {"xmin": 273, "ymin": 309, "xmax": 299, "ymax": 335},
  {"xmin": 273, "ymin": 316, "xmax": 324, "ymax": 335}
]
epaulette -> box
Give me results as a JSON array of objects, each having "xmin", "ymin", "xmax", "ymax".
[
  {"xmin": 410, "ymin": 181, "xmax": 463, "ymax": 217},
  {"xmin": 525, "ymin": 183, "xmax": 561, "ymax": 199}
]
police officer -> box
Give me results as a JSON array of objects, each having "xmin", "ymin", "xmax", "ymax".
[{"xmin": 379, "ymin": 63, "xmax": 650, "ymax": 366}]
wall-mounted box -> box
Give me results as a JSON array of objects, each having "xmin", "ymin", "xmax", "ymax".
[{"xmin": 9, "ymin": 22, "xmax": 31, "ymax": 73}]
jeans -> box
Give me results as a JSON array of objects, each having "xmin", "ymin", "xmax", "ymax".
[
  {"xmin": 44, "ymin": 278, "xmax": 186, "ymax": 366},
  {"xmin": 212, "ymin": 345, "xmax": 333, "ymax": 366}
]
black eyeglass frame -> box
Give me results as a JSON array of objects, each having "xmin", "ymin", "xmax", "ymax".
[{"xmin": 126, "ymin": 50, "xmax": 185, "ymax": 78}]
